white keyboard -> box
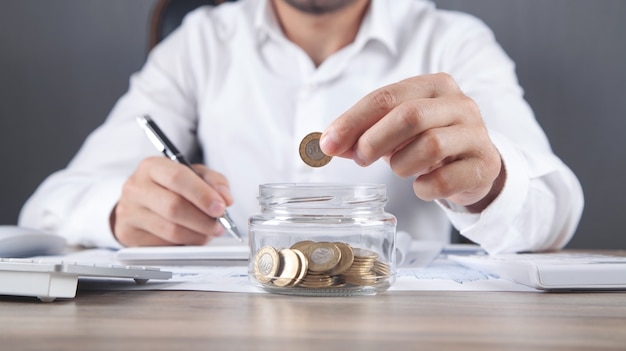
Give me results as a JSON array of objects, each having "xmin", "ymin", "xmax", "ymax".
[{"xmin": 0, "ymin": 258, "xmax": 172, "ymax": 302}]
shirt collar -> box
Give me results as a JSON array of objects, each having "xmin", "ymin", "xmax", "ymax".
[
  {"xmin": 254, "ymin": 0, "xmax": 280, "ymax": 44},
  {"xmin": 358, "ymin": 0, "xmax": 398, "ymax": 56},
  {"xmin": 253, "ymin": 0, "xmax": 397, "ymax": 56}
]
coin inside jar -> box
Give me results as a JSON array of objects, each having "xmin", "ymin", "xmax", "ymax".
[
  {"xmin": 299, "ymin": 132, "xmax": 332, "ymax": 167},
  {"xmin": 252, "ymin": 241, "xmax": 393, "ymax": 291},
  {"xmin": 253, "ymin": 246, "xmax": 280, "ymax": 284},
  {"xmin": 272, "ymin": 249, "xmax": 303, "ymax": 287},
  {"xmin": 329, "ymin": 242, "xmax": 354, "ymax": 275},
  {"xmin": 303, "ymin": 242, "xmax": 341, "ymax": 273}
]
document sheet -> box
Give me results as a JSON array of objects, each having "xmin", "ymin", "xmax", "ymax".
[{"xmin": 45, "ymin": 242, "xmax": 539, "ymax": 294}]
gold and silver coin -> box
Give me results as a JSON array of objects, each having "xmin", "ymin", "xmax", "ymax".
[
  {"xmin": 273, "ymin": 249, "xmax": 303, "ymax": 287},
  {"xmin": 290, "ymin": 240, "xmax": 315, "ymax": 252},
  {"xmin": 253, "ymin": 241, "xmax": 392, "ymax": 289},
  {"xmin": 303, "ymin": 242, "xmax": 342, "ymax": 273},
  {"xmin": 253, "ymin": 246, "xmax": 280, "ymax": 284},
  {"xmin": 299, "ymin": 132, "xmax": 332, "ymax": 167},
  {"xmin": 329, "ymin": 242, "xmax": 354, "ymax": 275},
  {"xmin": 291, "ymin": 249, "xmax": 309, "ymax": 286}
]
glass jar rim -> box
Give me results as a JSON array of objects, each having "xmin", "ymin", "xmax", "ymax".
[{"xmin": 257, "ymin": 183, "xmax": 387, "ymax": 206}]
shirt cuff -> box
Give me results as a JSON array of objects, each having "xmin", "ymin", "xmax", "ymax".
[
  {"xmin": 437, "ymin": 131, "xmax": 530, "ymax": 254},
  {"xmin": 64, "ymin": 177, "xmax": 125, "ymax": 249}
]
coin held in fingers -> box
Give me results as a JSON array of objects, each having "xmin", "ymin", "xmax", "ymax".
[{"xmin": 299, "ymin": 132, "xmax": 332, "ymax": 167}]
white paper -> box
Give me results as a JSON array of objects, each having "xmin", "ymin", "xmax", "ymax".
[
  {"xmin": 49, "ymin": 246, "xmax": 538, "ymax": 293},
  {"xmin": 391, "ymin": 259, "xmax": 538, "ymax": 292}
]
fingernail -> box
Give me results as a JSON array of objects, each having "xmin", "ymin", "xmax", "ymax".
[
  {"xmin": 217, "ymin": 185, "xmax": 233, "ymax": 202},
  {"xmin": 319, "ymin": 130, "xmax": 338, "ymax": 155},
  {"xmin": 353, "ymin": 150, "xmax": 368, "ymax": 167}
]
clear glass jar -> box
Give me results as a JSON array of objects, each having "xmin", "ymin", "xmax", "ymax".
[{"xmin": 248, "ymin": 183, "xmax": 397, "ymax": 296}]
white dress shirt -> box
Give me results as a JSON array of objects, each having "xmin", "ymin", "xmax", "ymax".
[{"xmin": 19, "ymin": 0, "xmax": 584, "ymax": 253}]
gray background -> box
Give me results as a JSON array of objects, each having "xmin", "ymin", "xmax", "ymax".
[{"xmin": 1, "ymin": 0, "xmax": 624, "ymax": 249}]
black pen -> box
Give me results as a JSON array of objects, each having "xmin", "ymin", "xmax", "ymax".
[{"xmin": 136, "ymin": 115, "xmax": 243, "ymax": 242}]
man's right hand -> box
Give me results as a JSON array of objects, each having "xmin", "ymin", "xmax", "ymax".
[{"xmin": 110, "ymin": 157, "xmax": 233, "ymax": 247}]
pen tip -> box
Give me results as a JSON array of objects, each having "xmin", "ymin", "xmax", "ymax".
[{"xmin": 230, "ymin": 228, "xmax": 244, "ymax": 243}]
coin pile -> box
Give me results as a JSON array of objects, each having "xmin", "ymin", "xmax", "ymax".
[
  {"xmin": 299, "ymin": 132, "xmax": 332, "ymax": 167},
  {"xmin": 253, "ymin": 241, "xmax": 391, "ymax": 289}
]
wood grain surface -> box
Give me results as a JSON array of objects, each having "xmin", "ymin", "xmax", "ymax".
[{"xmin": 1, "ymin": 289, "xmax": 625, "ymax": 351}]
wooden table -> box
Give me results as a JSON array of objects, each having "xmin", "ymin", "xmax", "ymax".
[{"xmin": 1, "ymin": 289, "xmax": 625, "ymax": 351}]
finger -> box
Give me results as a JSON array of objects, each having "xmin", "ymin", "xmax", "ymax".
[
  {"xmin": 146, "ymin": 159, "xmax": 227, "ymax": 218},
  {"xmin": 117, "ymin": 228, "xmax": 177, "ymax": 247},
  {"xmin": 413, "ymin": 157, "xmax": 499, "ymax": 207},
  {"xmin": 113, "ymin": 202, "xmax": 209, "ymax": 247},
  {"xmin": 117, "ymin": 158, "xmax": 227, "ymax": 240},
  {"xmin": 320, "ymin": 73, "xmax": 461, "ymax": 157},
  {"xmin": 352, "ymin": 95, "xmax": 467, "ymax": 166},
  {"xmin": 129, "ymin": 205, "xmax": 216, "ymax": 246},
  {"xmin": 388, "ymin": 124, "xmax": 476, "ymax": 178},
  {"xmin": 119, "ymin": 165, "xmax": 219, "ymax": 236},
  {"xmin": 138, "ymin": 179, "xmax": 224, "ymax": 236},
  {"xmin": 193, "ymin": 165, "xmax": 234, "ymax": 206},
  {"xmin": 413, "ymin": 152, "xmax": 505, "ymax": 212}
]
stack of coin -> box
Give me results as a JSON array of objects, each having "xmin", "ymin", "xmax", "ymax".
[
  {"xmin": 341, "ymin": 248, "xmax": 380, "ymax": 286},
  {"xmin": 253, "ymin": 240, "xmax": 392, "ymax": 289},
  {"xmin": 299, "ymin": 272, "xmax": 342, "ymax": 288}
]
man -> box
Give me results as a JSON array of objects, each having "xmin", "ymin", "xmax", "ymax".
[{"xmin": 19, "ymin": 0, "xmax": 584, "ymax": 253}]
